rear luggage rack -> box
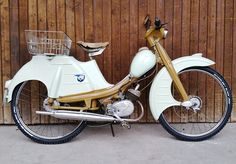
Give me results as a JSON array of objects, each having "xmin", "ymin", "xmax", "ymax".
[{"xmin": 25, "ymin": 30, "xmax": 72, "ymax": 56}]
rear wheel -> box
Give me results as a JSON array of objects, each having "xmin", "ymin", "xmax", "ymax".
[
  {"xmin": 11, "ymin": 81, "xmax": 87, "ymax": 144},
  {"xmin": 159, "ymin": 67, "xmax": 232, "ymax": 141}
]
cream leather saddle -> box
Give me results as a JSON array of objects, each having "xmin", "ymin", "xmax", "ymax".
[{"xmin": 77, "ymin": 41, "xmax": 109, "ymax": 57}]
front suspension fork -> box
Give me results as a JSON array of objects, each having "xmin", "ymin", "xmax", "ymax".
[{"xmin": 155, "ymin": 42, "xmax": 189, "ymax": 101}]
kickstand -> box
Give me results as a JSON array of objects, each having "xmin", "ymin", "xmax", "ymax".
[{"xmin": 110, "ymin": 123, "xmax": 115, "ymax": 137}]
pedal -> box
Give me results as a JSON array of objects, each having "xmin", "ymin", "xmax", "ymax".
[{"xmin": 121, "ymin": 121, "xmax": 131, "ymax": 129}]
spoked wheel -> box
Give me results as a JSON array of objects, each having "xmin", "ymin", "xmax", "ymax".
[
  {"xmin": 159, "ymin": 67, "xmax": 232, "ymax": 141},
  {"xmin": 11, "ymin": 81, "xmax": 87, "ymax": 144}
]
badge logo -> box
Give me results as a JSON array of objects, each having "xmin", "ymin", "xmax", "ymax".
[{"xmin": 75, "ymin": 74, "xmax": 85, "ymax": 82}]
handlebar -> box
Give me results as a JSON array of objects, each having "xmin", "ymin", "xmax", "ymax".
[{"xmin": 143, "ymin": 15, "xmax": 166, "ymax": 30}]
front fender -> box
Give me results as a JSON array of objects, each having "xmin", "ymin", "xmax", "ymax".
[{"xmin": 149, "ymin": 53, "xmax": 215, "ymax": 120}]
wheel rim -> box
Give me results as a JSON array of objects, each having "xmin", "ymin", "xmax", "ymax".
[
  {"xmin": 161, "ymin": 68, "xmax": 229, "ymax": 137},
  {"xmin": 13, "ymin": 81, "xmax": 84, "ymax": 140}
]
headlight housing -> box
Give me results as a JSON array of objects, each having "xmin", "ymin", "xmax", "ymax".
[{"xmin": 163, "ymin": 29, "xmax": 168, "ymax": 39}]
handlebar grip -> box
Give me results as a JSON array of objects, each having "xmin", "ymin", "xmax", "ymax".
[{"xmin": 154, "ymin": 17, "xmax": 161, "ymax": 29}]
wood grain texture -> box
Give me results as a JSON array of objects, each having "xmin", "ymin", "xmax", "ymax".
[
  {"xmin": 224, "ymin": 0, "xmax": 233, "ymax": 122},
  {"xmin": 0, "ymin": 2, "xmax": 3, "ymax": 123},
  {"xmin": 138, "ymin": 0, "xmax": 147, "ymax": 122},
  {"xmin": 232, "ymin": 0, "xmax": 236, "ymax": 121},
  {"xmin": 1, "ymin": 0, "xmax": 11, "ymax": 124},
  {"xmin": 0, "ymin": 0, "xmax": 235, "ymax": 124}
]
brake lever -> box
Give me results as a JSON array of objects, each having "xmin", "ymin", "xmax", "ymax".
[
  {"xmin": 160, "ymin": 23, "xmax": 168, "ymax": 28},
  {"xmin": 144, "ymin": 15, "xmax": 151, "ymax": 30}
]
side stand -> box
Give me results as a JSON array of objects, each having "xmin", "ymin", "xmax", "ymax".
[{"xmin": 110, "ymin": 123, "xmax": 115, "ymax": 137}]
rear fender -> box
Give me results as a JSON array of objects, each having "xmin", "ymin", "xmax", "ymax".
[
  {"xmin": 4, "ymin": 58, "xmax": 59, "ymax": 103},
  {"xmin": 149, "ymin": 53, "xmax": 215, "ymax": 120}
]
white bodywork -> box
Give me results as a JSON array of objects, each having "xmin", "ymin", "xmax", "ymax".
[
  {"xmin": 130, "ymin": 48, "xmax": 156, "ymax": 78},
  {"xmin": 5, "ymin": 55, "xmax": 113, "ymax": 102},
  {"xmin": 149, "ymin": 53, "xmax": 215, "ymax": 120}
]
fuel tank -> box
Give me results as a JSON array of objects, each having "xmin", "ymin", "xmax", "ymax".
[{"xmin": 130, "ymin": 47, "xmax": 156, "ymax": 78}]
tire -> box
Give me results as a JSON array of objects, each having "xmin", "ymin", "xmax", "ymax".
[
  {"xmin": 11, "ymin": 81, "xmax": 87, "ymax": 144},
  {"xmin": 159, "ymin": 67, "xmax": 232, "ymax": 141}
]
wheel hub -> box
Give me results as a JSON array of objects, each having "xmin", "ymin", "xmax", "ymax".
[
  {"xmin": 181, "ymin": 96, "xmax": 202, "ymax": 112},
  {"xmin": 189, "ymin": 96, "xmax": 202, "ymax": 112}
]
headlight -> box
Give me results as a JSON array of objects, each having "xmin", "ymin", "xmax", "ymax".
[{"xmin": 163, "ymin": 29, "xmax": 168, "ymax": 39}]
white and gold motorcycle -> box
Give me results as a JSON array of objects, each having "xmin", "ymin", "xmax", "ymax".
[{"xmin": 4, "ymin": 16, "xmax": 232, "ymax": 144}]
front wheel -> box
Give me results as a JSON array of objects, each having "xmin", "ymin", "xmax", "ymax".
[{"xmin": 159, "ymin": 67, "xmax": 232, "ymax": 141}]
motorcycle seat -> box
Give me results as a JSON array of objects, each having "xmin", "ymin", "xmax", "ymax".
[{"xmin": 77, "ymin": 41, "xmax": 109, "ymax": 57}]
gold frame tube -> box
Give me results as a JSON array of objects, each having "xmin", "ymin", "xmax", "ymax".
[{"xmin": 146, "ymin": 27, "xmax": 189, "ymax": 101}]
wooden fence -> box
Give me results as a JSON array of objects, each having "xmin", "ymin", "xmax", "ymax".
[{"xmin": 0, "ymin": 0, "xmax": 235, "ymax": 124}]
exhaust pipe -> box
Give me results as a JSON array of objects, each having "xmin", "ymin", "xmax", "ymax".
[{"xmin": 36, "ymin": 110, "xmax": 116, "ymax": 122}]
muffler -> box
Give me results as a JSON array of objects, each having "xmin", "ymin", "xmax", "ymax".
[{"xmin": 36, "ymin": 110, "xmax": 116, "ymax": 122}]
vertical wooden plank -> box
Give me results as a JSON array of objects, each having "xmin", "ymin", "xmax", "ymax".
[
  {"xmin": 181, "ymin": 0, "xmax": 190, "ymax": 122},
  {"xmin": 10, "ymin": 0, "xmax": 19, "ymax": 75},
  {"xmin": 38, "ymin": 0, "xmax": 47, "ymax": 30},
  {"xmin": 198, "ymin": 0, "xmax": 208, "ymax": 122},
  {"xmin": 129, "ymin": 0, "xmax": 139, "ymax": 120},
  {"xmin": 84, "ymin": 0, "xmax": 94, "ymax": 42},
  {"xmin": 155, "ymin": 0, "xmax": 165, "ymax": 47},
  {"xmin": 224, "ymin": 0, "xmax": 233, "ymax": 122},
  {"xmin": 1, "ymin": 0, "xmax": 12, "ymax": 124},
  {"xmin": 188, "ymin": 0, "xmax": 199, "ymax": 122},
  {"xmin": 232, "ymin": 0, "xmax": 236, "ymax": 122},
  {"xmin": 120, "ymin": 0, "xmax": 129, "ymax": 79},
  {"xmin": 164, "ymin": 0, "xmax": 173, "ymax": 122},
  {"xmin": 9, "ymin": 0, "xmax": 19, "ymax": 124},
  {"xmin": 206, "ymin": 0, "xmax": 216, "ymax": 122},
  {"xmin": 28, "ymin": 0, "xmax": 40, "ymax": 124},
  {"xmin": 56, "ymin": 0, "xmax": 66, "ymax": 31},
  {"xmin": 47, "ymin": 0, "xmax": 58, "ymax": 124},
  {"xmin": 164, "ymin": 0, "xmax": 173, "ymax": 57},
  {"xmin": 28, "ymin": 0, "xmax": 38, "ymax": 30},
  {"xmin": 181, "ymin": 0, "xmax": 190, "ymax": 56},
  {"xmin": 65, "ymin": 0, "xmax": 75, "ymax": 55},
  {"xmin": 129, "ymin": 0, "xmax": 138, "ymax": 68},
  {"xmin": 172, "ymin": 0, "xmax": 182, "ymax": 123},
  {"xmin": 172, "ymin": 0, "xmax": 182, "ymax": 58},
  {"xmin": 155, "ymin": 0, "xmax": 164, "ymax": 20},
  {"xmin": 47, "ymin": 0, "xmax": 56, "ymax": 31},
  {"xmin": 19, "ymin": 0, "xmax": 30, "ymax": 124},
  {"xmin": 93, "ymin": 0, "xmax": 104, "ymax": 72},
  {"xmin": 19, "ymin": 0, "xmax": 29, "ymax": 65},
  {"xmin": 146, "ymin": 0, "xmax": 156, "ymax": 122},
  {"xmin": 0, "ymin": 2, "xmax": 3, "ymax": 124},
  {"xmin": 215, "ymin": 0, "xmax": 225, "ymax": 122},
  {"xmin": 74, "ymin": 0, "xmax": 85, "ymax": 61},
  {"xmin": 111, "ymin": 0, "xmax": 120, "ymax": 83},
  {"xmin": 84, "ymin": 0, "xmax": 94, "ymax": 62},
  {"xmin": 155, "ymin": 0, "xmax": 165, "ymax": 48},
  {"xmin": 38, "ymin": 0, "xmax": 47, "ymax": 123},
  {"xmin": 102, "ymin": 0, "xmax": 112, "ymax": 82},
  {"xmin": 138, "ymin": 0, "xmax": 147, "ymax": 122}
]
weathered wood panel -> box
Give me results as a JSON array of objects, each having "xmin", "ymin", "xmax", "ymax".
[
  {"xmin": 0, "ymin": 0, "xmax": 235, "ymax": 124},
  {"xmin": 1, "ymin": 0, "xmax": 11, "ymax": 124}
]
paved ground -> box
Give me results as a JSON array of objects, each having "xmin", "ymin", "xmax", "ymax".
[{"xmin": 0, "ymin": 123, "xmax": 235, "ymax": 164}]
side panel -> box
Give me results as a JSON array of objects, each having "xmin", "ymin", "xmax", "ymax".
[
  {"xmin": 6, "ymin": 55, "xmax": 113, "ymax": 102},
  {"xmin": 149, "ymin": 54, "xmax": 215, "ymax": 120}
]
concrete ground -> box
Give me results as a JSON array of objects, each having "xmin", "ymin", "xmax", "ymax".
[{"xmin": 0, "ymin": 123, "xmax": 235, "ymax": 164}]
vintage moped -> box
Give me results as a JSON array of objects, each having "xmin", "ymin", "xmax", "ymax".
[{"xmin": 4, "ymin": 16, "xmax": 232, "ymax": 144}]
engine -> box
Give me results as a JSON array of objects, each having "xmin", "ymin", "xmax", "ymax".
[{"xmin": 107, "ymin": 100, "xmax": 134, "ymax": 117}]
